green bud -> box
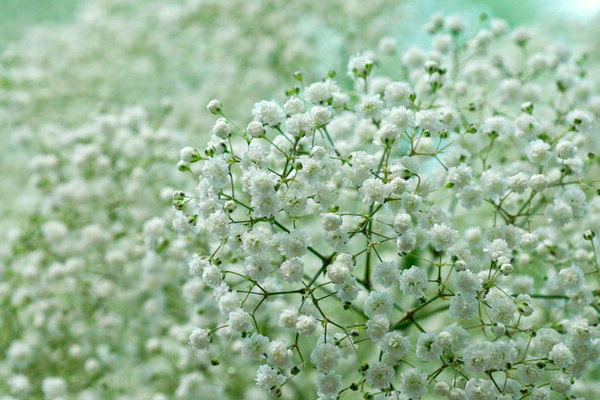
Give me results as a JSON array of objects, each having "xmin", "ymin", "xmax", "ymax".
[
  {"xmin": 177, "ymin": 161, "xmax": 190, "ymax": 172},
  {"xmin": 584, "ymin": 230, "xmax": 595, "ymax": 240},
  {"xmin": 466, "ymin": 124, "xmax": 477, "ymax": 134}
]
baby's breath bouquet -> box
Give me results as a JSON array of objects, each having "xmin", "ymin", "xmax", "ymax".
[{"xmin": 175, "ymin": 15, "xmax": 600, "ymax": 400}]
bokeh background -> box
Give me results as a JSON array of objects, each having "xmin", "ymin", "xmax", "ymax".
[{"xmin": 1, "ymin": 0, "xmax": 599, "ymax": 398}]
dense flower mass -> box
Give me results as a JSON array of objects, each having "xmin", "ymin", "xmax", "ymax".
[
  {"xmin": 0, "ymin": 2, "xmax": 426, "ymax": 398},
  {"xmin": 0, "ymin": 108, "xmax": 260, "ymax": 398},
  {"xmin": 175, "ymin": 15, "xmax": 600, "ymax": 399}
]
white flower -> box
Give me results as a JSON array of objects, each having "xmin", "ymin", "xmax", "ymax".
[
  {"xmin": 358, "ymin": 94, "xmax": 384, "ymax": 119},
  {"xmin": 399, "ymin": 368, "xmax": 428, "ymax": 399},
  {"xmin": 202, "ymin": 264, "xmax": 223, "ymax": 288},
  {"xmin": 311, "ymin": 106, "xmax": 334, "ymax": 127},
  {"xmin": 246, "ymin": 120, "xmax": 265, "ymax": 137},
  {"xmin": 245, "ymin": 255, "xmax": 273, "ymax": 282},
  {"xmin": 397, "ymin": 231, "xmax": 417, "ymax": 253},
  {"xmin": 416, "ymin": 331, "xmax": 442, "ymax": 361},
  {"xmin": 381, "ymin": 332, "xmax": 410, "ymax": 362},
  {"xmin": 551, "ymin": 373, "xmax": 573, "ymax": 394},
  {"xmin": 228, "ymin": 309, "xmax": 254, "ymax": 333},
  {"xmin": 42, "ymin": 377, "xmax": 67, "ymax": 399},
  {"xmin": 206, "ymin": 99, "xmax": 222, "ymax": 114},
  {"xmin": 463, "ymin": 342, "xmax": 495, "ymax": 372},
  {"xmin": 364, "ymin": 290, "xmax": 394, "ymax": 318},
  {"xmin": 8, "ymin": 375, "xmax": 30, "ymax": 397},
  {"xmin": 558, "ymin": 264, "xmax": 585, "ymax": 291},
  {"xmin": 367, "ymin": 314, "xmax": 390, "ymax": 342},
  {"xmin": 483, "ymin": 239, "xmax": 510, "ymax": 261},
  {"xmin": 242, "ymin": 334, "xmax": 270, "ymax": 359},
  {"xmin": 384, "ymin": 83, "xmax": 412, "ymax": 106},
  {"xmin": 334, "ymin": 277, "xmax": 360, "ymax": 303},
  {"xmin": 212, "ymin": 117, "xmax": 231, "ymax": 139},
  {"xmin": 267, "ymin": 340, "xmax": 293, "ymax": 369},
  {"xmin": 556, "ymin": 139, "xmax": 577, "ymax": 159},
  {"xmin": 327, "ymin": 260, "xmax": 351, "ymax": 285},
  {"xmin": 366, "ymin": 361, "xmax": 394, "ymax": 389},
  {"xmin": 548, "ymin": 343, "xmax": 575, "ymax": 369},
  {"xmin": 566, "ymin": 109, "xmax": 594, "ymax": 131},
  {"xmin": 449, "ymin": 293, "xmax": 478, "ymax": 320},
  {"xmin": 278, "ymin": 309, "xmax": 298, "ymax": 329},
  {"xmin": 387, "ymin": 106, "xmax": 415, "ymax": 130},
  {"xmin": 373, "ymin": 261, "xmax": 400, "ymax": 287},
  {"xmin": 287, "ymin": 113, "xmax": 315, "ymax": 138},
  {"xmin": 394, "ymin": 212, "xmax": 412, "ymax": 233},
  {"xmin": 252, "ymin": 100, "xmax": 285, "ymax": 127},
  {"xmin": 516, "ymin": 293, "xmax": 535, "ymax": 316},
  {"xmin": 429, "ymin": 223, "xmax": 458, "ymax": 251},
  {"xmin": 305, "ymin": 80, "xmax": 336, "ymax": 104},
  {"xmin": 511, "ymin": 27, "xmax": 532, "ymax": 46},
  {"xmin": 348, "ymin": 53, "xmax": 374, "ymax": 78},
  {"xmin": 464, "ymin": 378, "xmax": 497, "ymax": 400},
  {"xmin": 485, "ymin": 288, "xmax": 517, "ymax": 325},
  {"xmin": 255, "ymin": 365, "xmax": 285, "ymax": 390},
  {"xmin": 416, "ymin": 109, "xmax": 442, "ymax": 135},
  {"xmin": 508, "ymin": 172, "xmax": 529, "ymax": 194},
  {"xmin": 188, "ymin": 254, "xmax": 209, "ymax": 276},
  {"xmin": 311, "ymin": 343, "xmax": 341, "ymax": 372},
  {"xmin": 399, "ymin": 266, "xmax": 428, "ymax": 298},
  {"xmin": 277, "ymin": 230, "xmax": 311, "ymax": 259},
  {"xmin": 180, "ymin": 146, "xmax": 200, "ymax": 163},
  {"xmin": 526, "ymin": 139, "xmax": 550, "ymax": 164},
  {"xmin": 278, "ymin": 258, "xmax": 304, "ymax": 283},
  {"xmin": 446, "ymin": 163, "xmax": 472, "ymax": 189},
  {"xmin": 189, "ymin": 328, "xmax": 211, "ymax": 350},
  {"xmin": 321, "ymin": 213, "xmax": 342, "ymax": 231},
  {"xmin": 296, "ymin": 315, "xmax": 317, "ymax": 336},
  {"xmin": 455, "ymin": 270, "xmax": 482, "ymax": 294}
]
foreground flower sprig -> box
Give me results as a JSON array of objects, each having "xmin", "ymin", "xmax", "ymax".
[{"xmin": 175, "ymin": 14, "xmax": 600, "ymax": 400}]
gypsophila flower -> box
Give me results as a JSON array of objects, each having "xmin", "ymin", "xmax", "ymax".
[
  {"xmin": 373, "ymin": 261, "xmax": 400, "ymax": 287},
  {"xmin": 399, "ymin": 368, "xmax": 428, "ymax": 399},
  {"xmin": 366, "ymin": 361, "xmax": 394, "ymax": 389},
  {"xmin": 548, "ymin": 343, "xmax": 575, "ymax": 369},
  {"xmin": 399, "ymin": 266, "xmax": 428, "ymax": 298},
  {"xmin": 429, "ymin": 223, "xmax": 458, "ymax": 251},
  {"xmin": 449, "ymin": 293, "xmax": 479, "ymax": 320},
  {"xmin": 252, "ymin": 100, "xmax": 286, "ymax": 127},
  {"xmin": 416, "ymin": 331, "xmax": 443, "ymax": 361},
  {"xmin": 311, "ymin": 342, "xmax": 341, "ymax": 372},
  {"xmin": 172, "ymin": 15, "xmax": 600, "ymax": 399},
  {"xmin": 242, "ymin": 334, "xmax": 270, "ymax": 360},
  {"xmin": 255, "ymin": 364, "xmax": 285, "ymax": 391},
  {"xmin": 367, "ymin": 314, "xmax": 390, "ymax": 342},
  {"xmin": 189, "ymin": 328, "xmax": 211, "ymax": 350},
  {"xmin": 317, "ymin": 372, "xmax": 342, "ymax": 398},
  {"xmin": 296, "ymin": 314, "xmax": 317, "ymax": 336}
]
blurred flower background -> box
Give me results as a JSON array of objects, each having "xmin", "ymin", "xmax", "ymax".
[{"xmin": 0, "ymin": 0, "xmax": 599, "ymax": 399}]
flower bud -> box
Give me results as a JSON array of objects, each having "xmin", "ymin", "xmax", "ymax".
[{"xmin": 206, "ymin": 99, "xmax": 222, "ymax": 114}]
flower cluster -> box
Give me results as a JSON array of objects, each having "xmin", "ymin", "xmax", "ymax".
[
  {"xmin": 0, "ymin": 2, "xmax": 493, "ymax": 399},
  {"xmin": 175, "ymin": 14, "xmax": 600, "ymax": 399},
  {"xmin": 0, "ymin": 107, "xmax": 258, "ymax": 399}
]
